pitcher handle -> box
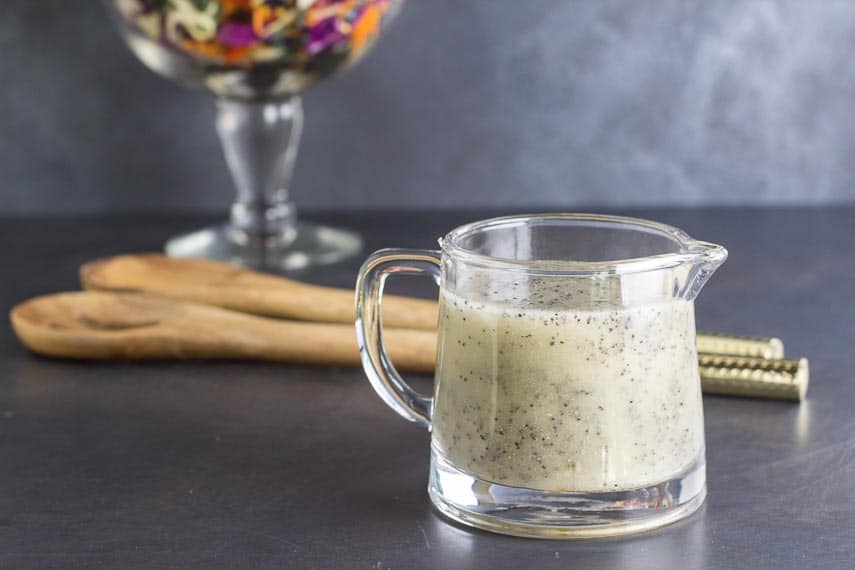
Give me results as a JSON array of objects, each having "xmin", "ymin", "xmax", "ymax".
[{"xmin": 355, "ymin": 248, "xmax": 441, "ymax": 429}]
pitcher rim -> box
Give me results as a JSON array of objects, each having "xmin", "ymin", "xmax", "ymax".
[{"xmin": 439, "ymin": 213, "xmax": 728, "ymax": 276}]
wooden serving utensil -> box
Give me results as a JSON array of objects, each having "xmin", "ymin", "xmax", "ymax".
[
  {"xmin": 82, "ymin": 254, "xmax": 786, "ymax": 360},
  {"xmin": 80, "ymin": 254, "xmax": 439, "ymax": 331},
  {"xmin": 11, "ymin": 291, "xmax": 807, "ymax": 401},
  {"xmin": 10, "ymin": 291, "xmax": 437, "ymax": 373}
]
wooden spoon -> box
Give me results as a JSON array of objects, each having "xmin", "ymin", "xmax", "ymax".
[
  {"xmin": 80, "ymin": 255, "xmax": 785, "ymax": 360},
  {"xmin": 80, "ymin": 254, "xmax": 438, "ymax": 330},
  {"xmin": 10, "ymin": 291, "xmax": 807, "ymax": 400},
  {"xmin": 10, "ymin": 291, "xmax": 436, "ymax": 373}
]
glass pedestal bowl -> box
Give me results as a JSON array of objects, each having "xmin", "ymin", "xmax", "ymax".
[{"xmin": 105, "ymin": 0, "xmax": 403, "ymax": 270}]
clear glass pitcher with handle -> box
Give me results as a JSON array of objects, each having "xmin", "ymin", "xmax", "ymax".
[{"xmin": 355, "ymin": 214, "xmax": 727, "ymax": 538}]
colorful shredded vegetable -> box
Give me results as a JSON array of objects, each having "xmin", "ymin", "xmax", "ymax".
[{"xmin": 114, "ymin": 0, "xmax": 395, "ymax": 67}]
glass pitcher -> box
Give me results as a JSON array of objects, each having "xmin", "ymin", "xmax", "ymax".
[{"xmin": 355, "ymin": 214, "xmax": 727, "ymax": 538}]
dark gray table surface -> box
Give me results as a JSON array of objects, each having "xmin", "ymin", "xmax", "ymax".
[{"xmin": 0, "ymin": 208, "xmax": 853, "ymax": 569}]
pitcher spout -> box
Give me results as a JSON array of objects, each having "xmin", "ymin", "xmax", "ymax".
[{"xmin": 683, "ymin": 241, "xmax": 728, "ymax": 300}]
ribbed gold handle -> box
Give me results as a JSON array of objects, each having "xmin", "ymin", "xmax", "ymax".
[
  {"xmin": 698, "ymin": 354, "xmax": 809, "ymax": 402},
  {"xmin": 697, "ymin": 333, "xmax": 784, "ymax": 359}
]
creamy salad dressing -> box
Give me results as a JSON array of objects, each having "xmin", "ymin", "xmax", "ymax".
[{"xmin": 432, "ymin": 282, "xmax": 704, "ymax": 493}]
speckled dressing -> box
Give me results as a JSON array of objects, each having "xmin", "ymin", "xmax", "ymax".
[{"xmin": 432, "ymin": 282, "xmax": 704, "ymax": 493}]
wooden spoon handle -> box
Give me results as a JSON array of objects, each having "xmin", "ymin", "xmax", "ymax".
[
  {"xmin": 80, "ymin": 254, "xmax": 439, "ymax": 330},
  {"xmin": 11, "ymin": 292, "xmax": 437, "ymax": 373}
]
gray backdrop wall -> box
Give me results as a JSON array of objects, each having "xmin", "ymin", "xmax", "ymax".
[{"xmin": 3, "ymin": 0, "xmax": 855, "ymax": 214}]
